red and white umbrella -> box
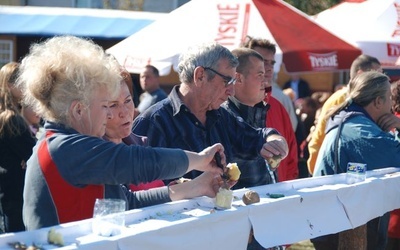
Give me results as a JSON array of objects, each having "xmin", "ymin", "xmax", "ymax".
[
  {"xmin": 313, "ymin": 0, "xmax": 400, "ymax": 69},
  {"xmin": 107, "ymin": 0, "xmax": 361, "ymax": 76}
]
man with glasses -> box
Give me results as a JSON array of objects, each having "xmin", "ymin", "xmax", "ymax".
[{"xmin": 132, "ymin": 42, "xmax": 288, "ymax": 182}]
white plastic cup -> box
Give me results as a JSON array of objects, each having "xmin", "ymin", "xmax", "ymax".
[
  {"xmin": 215, "ymin": 187, "xmax": 233, "ymax": 209},
  {"xmin": 346, "ymin": 162, "xmax": 367, "ymax": 184},
  {"xmin": 92, "ymin": 198, "xmax": 126, "ymax": 236}
]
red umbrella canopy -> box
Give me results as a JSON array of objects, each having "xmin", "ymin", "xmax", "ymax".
[{"xmin": 253, "ymin": 0, "xmax": 362, "ymax": 73}]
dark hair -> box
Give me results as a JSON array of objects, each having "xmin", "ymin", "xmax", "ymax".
[
  {"xmin": 231, "ymin": 48, "xmax": 264, "ymax": 75},
  {"xmin": 241, "ymin": 36, "xmax": 276, "ymax": 54},
  {"xmin": 349, "ymin": 54, "xmax": 381, "ymax": 80},
  {"xmin": 145, "ymin": 65, "xmax": 159, "ymax": 78}
]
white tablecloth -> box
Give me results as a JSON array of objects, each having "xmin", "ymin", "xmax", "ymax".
[{"xmin": 1, "ymin": 167, "xmax": 399, "ymax": 249}]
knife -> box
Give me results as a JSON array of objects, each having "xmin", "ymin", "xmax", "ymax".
[{"xmin": 214, "ymin": 152, "xmax": 229, "ymax": 189}]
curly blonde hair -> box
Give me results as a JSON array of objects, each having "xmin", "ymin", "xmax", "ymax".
[{"xmin": 18, "ymin": 36, "xmax": 121, "ymax": 126}]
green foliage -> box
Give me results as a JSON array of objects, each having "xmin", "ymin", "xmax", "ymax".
[{"xmin": 284, "ymin": 0, "xmax": 342, "ymax": 15}]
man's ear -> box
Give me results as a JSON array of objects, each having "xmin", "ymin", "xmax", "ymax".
[
  {"xmin": 193, "ymin": 66, "xmax": 205, "ymax": 84},
  {"xmin": 235, "ymin": 72, "xmax": 243, "ymax": 84},
  {"xmin": 374, "ymin": 96, "xmax": 384, "ymax": 109}
]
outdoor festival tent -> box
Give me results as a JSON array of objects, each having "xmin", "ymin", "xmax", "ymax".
[
  {"xmin": 0, "ymin": 5, "xmax": 165, "ymax": 39},
  {"xmin": 313, "ymin": 0, "xmax": 400, "ymax": 69},
  {"xmin": 107, "ymin": 0, "xmax": 361, "ymax": 76}
]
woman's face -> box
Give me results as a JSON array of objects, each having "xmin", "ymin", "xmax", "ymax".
[
  {"xmin": 79, "ymin": 87, "xmax": 113, "ymax": 138},
  {"xmin": 22, "ymin": 105, "xmax": 41, "ymax": 126},
  {"xmin": 105, "ymin": 83, "xmax": 135, "ymax": 141}
]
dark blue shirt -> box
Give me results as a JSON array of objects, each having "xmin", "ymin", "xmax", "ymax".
[
  {"xmin": 137, "ymin": 88, "xmax": 168, "ymax": 113},
  {"xmin": 221, "ymin": 96, "xmax": 276, "ymax": 188},
  {"xmin": 132, "ymin": 85, "xmax": 278, "ymax": 186}
]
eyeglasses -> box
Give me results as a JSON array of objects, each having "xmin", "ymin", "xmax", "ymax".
[{"xmin": 203, "ymin": 67, "xmax": 236, "ymax": 86}]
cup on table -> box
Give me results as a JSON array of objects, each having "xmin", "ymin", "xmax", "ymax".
[
  {"xmin": 92, "ymin": 198, "xmax": 126, "ymax": 237},
  {"xmin": 346, "ymin": 162, "xmax": 367, "ymax": 184},
  {"xmin": 215, "ymin": 187, "xmax": 233, "ymax": 209}
]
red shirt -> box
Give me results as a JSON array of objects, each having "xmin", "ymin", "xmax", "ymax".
[{"xmin": 266, "ymin": 96, "xmax": 299, "ymax": 181}]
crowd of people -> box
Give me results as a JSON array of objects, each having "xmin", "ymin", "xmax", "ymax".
[{"xmin": 0, "ymin": 34, "xmax": 399, "ymax": 250}]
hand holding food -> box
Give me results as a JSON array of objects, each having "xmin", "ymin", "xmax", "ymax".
[
  {"xmin": 267, "ymin": 154, "xmax": 283, "ymax": 169},
  {"xmin": 185, "ymin": 143, "xmax": 225, "ymax": 175},
  {"xmin": 260, "ymin": 134, "xmax": 288, "ymax": 162}
]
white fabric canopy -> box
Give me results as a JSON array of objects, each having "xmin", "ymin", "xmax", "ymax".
[
  {"xmin": 0, "ymin": 6, "xmax": 165, "ymax": 38},
  {"xmin": 313, "ymin": 0, "xmax": 400, "ymax": 68}
]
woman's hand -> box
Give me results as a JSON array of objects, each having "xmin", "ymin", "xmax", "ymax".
[
  {"xmin": 168, "ymin": 171, "xmax": 237, "ymax": 200},
  {"xmin": 184, "ymin": 143, "xmax": 225, "ymax": 175}
]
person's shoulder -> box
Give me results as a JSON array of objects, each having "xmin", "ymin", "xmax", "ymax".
[
  {"xmin": 269, "ymin": 96, "xmax": 291, "ymax": 118},
  {"xmin": 152, "ymin": 88, "xmax": 168, "ymax": 97},
  {"xmin": 283, "ymin": 81, "xmax": 291, "ymax": 87},
  {"xmin": 138, "ymin": 98, "xmax": 172, "ymax": 118},
  {"xmin": 345, "ymin": 113, "xmax": 372, "ymax": 126},
  {"xmin": 300, "ymin": 78, "xmax": 310, "ymax": 84},
  {"xmin": 269, "ymin": 96, "xmax": 285, "ymax": 109}
]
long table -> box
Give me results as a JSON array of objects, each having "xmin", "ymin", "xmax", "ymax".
[{"xmin": 1, "ymin": 167, "xmax": 399, "ymax": 249}]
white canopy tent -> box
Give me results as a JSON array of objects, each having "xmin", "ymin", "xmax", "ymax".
[
  {"xmin": 313, "ymin": 0, "xmax": 400, "ymax": 68},
  {"xmin": 0, "ymin": 5, "xmax": 165, "ymax": 38}
]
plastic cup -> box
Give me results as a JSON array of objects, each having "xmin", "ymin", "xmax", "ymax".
[
  {"xmin": 346, "ymin": 162, "xmax": 367, "ymax": 184},
  {"xmin": 92, "ymin": 198, "xmax": 126, "ymax": 236},
  {"xmin": 215, "ymin": 187, "xmax": 233, "ymax": 209}
]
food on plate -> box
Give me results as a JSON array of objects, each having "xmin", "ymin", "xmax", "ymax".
[
  {"xmin": 267, "ymin": 154, "xmax": 282, "ymax": 169},
  {"xmin": 226, "ymin": 162, "xmax": 241, "ymax": 181},
  {"xmin": 48, "ymin": 228, "xmax": 64, "ymax": 246},
  {"xmin": 242, "ymin": 190, "xmax": 260, "ymax": 205},
  {"xmin": 215, "ymin": 187, "xmax": 233, "ymax": 209}
]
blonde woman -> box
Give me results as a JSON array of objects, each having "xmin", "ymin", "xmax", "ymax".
[{"xmin": 19, "ymin": 36, "xmax": 225, "ymax": 230}]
